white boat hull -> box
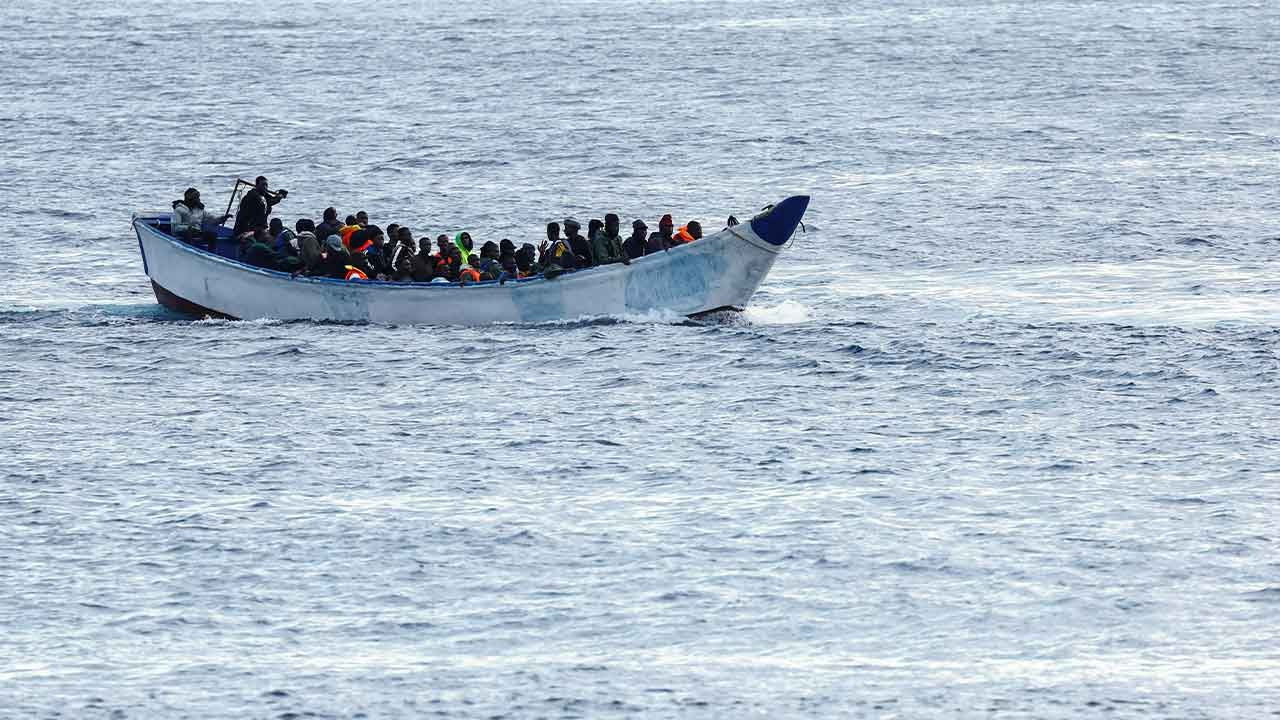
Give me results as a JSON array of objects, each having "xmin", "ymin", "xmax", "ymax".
[{"xmin": 133, "ymin": 197, "xmax": 808, "ymax": 325}]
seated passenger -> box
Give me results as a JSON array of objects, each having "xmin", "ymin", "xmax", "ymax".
[
  {"xmin": 242, "ymin": 227, "xmax": 280, "ymax": 270},
  {"xmin": 356, "ymin": 210, "xmax": 370, "ymax": 228},
  {"xmin": 624, "ymin": 220, "xmax": 648, "ymax": 259},
  {"xmin": 589, "ymin": 213, "xmax": 629, "ymax": 266},
  {"xmin": 458, "ymin": 260, "xmax": 482, "ymax": 284},
  {"xmin": 587, "ymin": 219, "xmax": 603, "ymax": 261},
  {"xmin": 646, "ymin": 214, "xmax": 674, "ymax": 254},
  {"xmin": 434, "ymin": 235, "xmax": 461, "ymax": 280},
  {"xmin": 389, "ymin": 228, "xmax": 416, "ymax": 281},
  {"xmin": 339, "ymin": 215, "xmax": 361, "ymax": 248},
  {"xmin": 316, "ymin": 207, "xmax": 343, "ymax": 242},
  {"xmin": 270, "ymin": 218, "xmax": 299, "ymax": 259},
  {"xmin": 454, "ymin": 232, "xmax": 475, "ymax": 266},
  {"xmin": 295, "ymin": 219, "xmax": 322, "ymax": 270},
  {"xmin": 672, "ymin": 221, "xmax": 702, "ymax": 244},
  {"xmin": 412, "ymin": 235, "xmax": 438, "ymax": 282},
  {"xmin": 538, "ymin": 222, "xmax": 576, "ymax": 274},
  {"xmin": 171, "ymin": 188, "xmax": 229, "ymax": 249},
  {"xmin": 310, "ymin": 235, "xmax": 351, "ymax": 279},
  {"xmin": 476, "ymin": 244, "xmax": 504, "ymax": 281},
  {"xmin": 350, "ymin": 226, "xmax": 388, "ymax": 278},
  {"xmin": 515, "ymin": 243, "xmax": 539, "ymax": 277},
  {"xmin": 562, "ymin": 218, "xmax": 591, "ymax": 267}
]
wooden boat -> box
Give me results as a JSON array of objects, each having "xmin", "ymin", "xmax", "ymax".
[{"xmin": 131, "ymin": 195, "xmax": 809, "ymax": 324}]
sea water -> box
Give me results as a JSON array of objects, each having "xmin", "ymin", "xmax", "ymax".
[{"xmin": 2, "ymin": 0, "xmax": 1279, "ymax": 717}]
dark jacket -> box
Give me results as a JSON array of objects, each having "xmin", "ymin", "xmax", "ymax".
[
  {"xmin": 567, "ymin": 233, "xmax": 592, "ymax": 267},
  {"xmin": 242, "ymin": 240, "xmax": 279, "ymax": 270},
  {"xmin": 233, "ymin": 188, "xmax": 282, "ymax": 235},
  {"xmin": 623, "ymin": 231, "xmax": 647, "ymax": 260},
  {"xmin": 646, "ymin": 230, "xmax": 673, "ymax": 255},
  {"xmin": 311, "ymin": 251, "xmax": 349, "ymax": 279}
]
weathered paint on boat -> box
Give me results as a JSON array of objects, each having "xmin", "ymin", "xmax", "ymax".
[{"xmin": 132, "ymin": 196, "xmax": 809, "ymax": 325}]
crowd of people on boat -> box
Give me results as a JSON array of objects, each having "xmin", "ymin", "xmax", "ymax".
[{"xmin": 171, "ymin": 177, "xmax": 736, "ymax": 284}]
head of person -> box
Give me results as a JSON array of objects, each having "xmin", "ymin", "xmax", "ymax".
[
  {"xmin": 659, "ymin": 214, "xmax": 673, "ymax": 234},
  {"xmin": 368, "ymin": 225, "xmax": 384, "ymax": 246},
  {"xmin": 588, "ymin": 218, "xmax": 603, "ymax": 238},
  {"xmin": 296, "ymin": 218, "xmax": 315, "ymax": 233},
  {"xmin": 688, "ymin": 220, "xmax": 702, "ymax": 240},
  {"xmin": 386, "ymin": 223, "xmax": 400, "ymax": 240},
  {"xmin": 516, "ymin": 244, "xmax": 535, "ymax": 270},
  {"xmin": 632, "ymin": 219, "xmax": 647, "ymax": 238},
  {"xmin": 499, "ymin": 238, "xmax": 515, "ymax": 256},
  {"xmin": 255, "ymin": 176, "xmax": 269, "ymax": 192},
  {"xmin": 324, "ymin": 234, "xmax": 346, "ymax": 256},
  {"xmin": 456, "ymin": 231, "xmax": 473, "ymax": 251},
  {"xmin": 397, "ymin": 226, "xmax": 413, "ymax": 243},
  {"xmin": 546, "ymin": 222, "xmax": 560, "ymax": 242},
  {"xmin": 182, "ymin": 187, "xmax": 201, "ymax": 206},
  {"xmin": 605, "ymin": 213, "xmax": 619, "ymax": 236},
  {"xmin": 323, "ymin": 207, "xmax": 338, "ymax": 223},
  {"xmin": 356, "ymin": 211, "xmax": 369, "ymax": 227},
  {"xmin": 345, "ymin": 215, "xmax": 358, "ymax": 226},
  {"xmin": 481, "ymin": 241, "xmax": 499, "ymax": 259},
  {"xmin": 437, "ymin": 234, "xmax": 451, "ymax": 251},
  {"xmin": 563, "ymin": 218, "xmax": 581, "ymax": 237},
  {"xmin": 269, "ymin": 218, "xmax": 283, "ymax": 235}
]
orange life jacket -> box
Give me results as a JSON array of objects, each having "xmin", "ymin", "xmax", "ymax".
[
  {"xmin": 351, "ymin": 238, "xmax": 373, "ymax": 254},
  {"xmin": 340, "ymin": 225, "xmax": 361, "ymax": 248},
  {"xmin": 673, "ymin": 225, "xmax": 695, "ymax": 244},
  {"xmin": 344, "ymin": 266, "xmax": 368, "ymax": 281},
  {"xmin": 459, "ymin": 267, "xmax": 481, "ymax": 283}
]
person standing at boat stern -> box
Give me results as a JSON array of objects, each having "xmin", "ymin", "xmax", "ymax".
[{"xmin": 232, "ymin": 176, "xmax": 288, "ymax": 235}]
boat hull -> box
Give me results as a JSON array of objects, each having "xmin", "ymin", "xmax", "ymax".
[{"xmin": 133, "ymin": 199, "xmax": 806, "ymax": 325}]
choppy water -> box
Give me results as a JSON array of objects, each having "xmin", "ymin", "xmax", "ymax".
[{"xmin": 4, "ymin": 1, "xmax": 1280, "ymax": 717}]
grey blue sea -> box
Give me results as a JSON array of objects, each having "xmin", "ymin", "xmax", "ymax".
[{"xmin": 3, "ymin": 0, "xmax": 1280, "ymax": 717}]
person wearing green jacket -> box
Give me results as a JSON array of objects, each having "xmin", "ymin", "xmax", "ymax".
[{"xmin": 589, "ymin": 213, "xmax": 630, "ymax": 267}]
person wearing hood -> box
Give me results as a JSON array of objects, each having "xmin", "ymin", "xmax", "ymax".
[
  {"xmin": 171, "ymin": 188, "xmax": 228, "ymax": 249},
  {"xmin": 232, "ymin": 176, "xmax": 288, "ymax": 235},
  {"xmin": 241, "ymin": 227, "xmax": 280, "ymax": 270},
  {"xmin": 295, "ymin": 219, "xmax": 322, "ymax": 271},
  {"xmin": 454, "ymin": 231, "xmax": 475, "ymax": 266},
  {"xmin": 589, "ymin": 213, "xmax": 630, "ymax": 267},
  {"xmin": 308, "ymin": 235, "xmax": 351, "ymax": 279},
  {"xmin": 646, "ymin": 214, "xmax": 675, "ymax": 254},
  {"xmin": 562, "ymin": 218, "xmax": 592, "ymax": 267},
  {"xmin": 624, "ymin": 219, "xmax": 648, "ymax": 259}
]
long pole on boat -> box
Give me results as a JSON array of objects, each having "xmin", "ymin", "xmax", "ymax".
[{"xmin": 220, "ymin": 178, "xmax": 254, "ymax": 227}]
